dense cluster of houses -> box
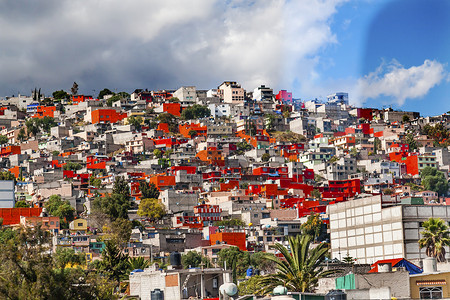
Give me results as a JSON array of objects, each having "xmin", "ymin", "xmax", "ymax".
[{"xmin": 0, "ymin": 81, "xmax": 449, "ymax": 299}]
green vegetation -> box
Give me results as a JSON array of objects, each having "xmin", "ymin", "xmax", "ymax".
[
  {"xmin": 139, "ymin": 181, "xmax": 160, "ymax": 199},
  {"xmin": 261, "ymin": 153, "xmax": 271, "ymax": 162},
  {"xmin": 420, "ymin": 166, "xmax": 449, "ymax": 195},
  {"xmin": 406, "ymin": 133, "xmax": 418, "ymax": 150},
  {"xmin": 0, "ymin": 135, "xmax": 8, "ymax": 145},
  {"xmin": 25, "ymin": 116, "xmax": 57, "ymax": 135},
  {"xmin": 98, "ymin": 88, "xmax": 113, "ymax": 99},
  {"xmin": 63, "ymin": 161, "xmax": 83, "ymax": 171},
  {"xmin": 181, "ymin": 251, "xmax": 212, "ymax": 269},
  {"xmin": 422, "ymin": 123, "xmax": 449, "ymax": 146},
  {"xmin": 45, "ymin": 195, "xmax": 75, "ymax": 228},
  {"xmin": 128, "ymin": 115, "xmax": 143, "ymax": 130},
  {"xmin": 52, "ymin": 90, "xmax": 70, "ymax": 100},
  {"xmin": 137, "ymin": 198, "xmax": 166, "ymax": 222},
  {"xmin": 92, "ymin": 176, "xmax": 131, "ymax": 221},
  {"xmin": 301, "ymin": 213, "xmax": 325, "ymax": 242},
  {"xmin": 181, "ymin": 104, "xmax": 210, "ymax": 120},
  {"xmin": 218, "ymin": 246, "xmax": 250, "ymax": 283},
  {"xmin": 0, "ymin": 225, "xmax": 116, "ymax": 299},
  {"xmin": 257, "ymin": 235, "xmax": 339, "ymax": 293},
  {"xmin": 419, "ymin": 218, "xmax": 450, "ymax": 262},
  {"xmin": 157, "ymin": 112, "xmax": 179, "ymax": 133},
  {"xmin": 14, "ymin": 200, "xmax": 29, "ymax": 208}
]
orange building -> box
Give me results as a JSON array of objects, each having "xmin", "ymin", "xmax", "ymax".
[
  {"xmin": 196, "ymin": 147, "xmax": 225, "ymax": 166},
  {"xmin": 8, "ymin": 166, "xmax": 21, "ymax": 178},
  {"xmin": 179, "ymin": 123, "xmax": 207, "ymax": 138},
  {"xmin": 20, "ymin": 216, "xmax": 60, "ymax": 232},
  {"xmin": 72, "ymin": 95, "xmax": 93, "ymax": 105},
  {"xmin": 91, "ymin": 109, "xmax": 127, "ymax": 124},
  {"xmin": 162, "ymin": 103, "xmax": 181, "ymax": 116},
  {"xmin": 0, "ymin": 145, "xmax": 21, "ymax": 157},
  {"xmin": 149, "ymin": 175, "xmax": 176, "ymax": 190},
  {"xmin": 32, "ymin": 106, "xmax": 56, "ymax": 118},
  {"xmin": 0, "ymin": 208, "xmax": 43, "ymax": 225},
  {"xmin": 210, "ymin": 232, "xmax": 246, "ymax": 251},
  {"xmin": 157, "ymin": 123, "xmax": 170, "ymax": 133}
]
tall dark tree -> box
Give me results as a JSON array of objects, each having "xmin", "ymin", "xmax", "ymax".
[
  {"xmin": 98, "ymin": 240, "xmax": 130, "ymax": 289},
  {"xmin": 71, "ymin": 82, "xmax": 79, "ymax": 95},
  {"xmin": 139, "ymin": 181, "xmax": 160, "ymax": 199}
]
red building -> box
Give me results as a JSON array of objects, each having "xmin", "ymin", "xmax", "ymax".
[
  {"xmin": 162, "ymin": 103, "xmax": 181, "ymax": 116},
  {"xmin": 194, "ymin": 204, "xmax": 222, "ymax": 223},
  {"xmin": 179, "ymin": 123, "xmax": 207, "ymax": 138},
  {"xmin": 0, "ymin": 208, "xmax": 43, "ymax": 225},
  {"xmin": 210, "ymin": 232, "xmax": 246, "ymax": 251},
  {"xmin": 32, "ymin": 106, "xmax": 56, "ymax": 118},
  {"xmin": 320, "ymin": 179, "xmax": 361, "ymax": 199},
  {"xmin": 72, "ymin": 95, "xmax": 93, "ymax": 105},
  {"xmin": 91, "ymin": 109, "xmax": 127, "ymax": 124},
  {"xmin": 0, "ymin": 145, "xmax": 21, "ymax": 157}
]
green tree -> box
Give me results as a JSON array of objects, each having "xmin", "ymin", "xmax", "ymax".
[
  {"xmin": 235, "ymin": 141, "xmax": 252, "ymax": 155},
  {"xmin": 419, "ymin": 218, "xmax": 450, "ymax": 262},
  {"xmin": 139, "ymin": 181, "xmax": 160, "ymax": 199},
  {"xmin": 18, "ymin": 128, "xmax": 26, "ymax": 142},
  {"xmin": 137, "ymin": 198, "xmax": 166, "ymax": 222},
  {"xmin": 54, "ymin": 247, "xmax": 86, "ymax": 270},
  {"xmin": 257, "ymin": 235, "xmax": 339, "ymax": 294},
  {"xmin": 106, "ymin": 94, "xmax": 120, "ymax": 107},
  {"xmin": 98, "ymin": 88, "xmax": 114, "ymax": 99},
  {"xmin": 45, "ymin": 195, "xmax": 75, "ymax": 228},
  {"xmin": 217, "ymin": 246, "xmax": 250, "ymax": 283},
  {"xmin": 26, "ymin": 119, "xmax": 39, "ymax": 136},
  {"xmin": 15, "ymin": 200, "xmax": 29, "ymax": 208},
  {"xmin": 250, "ymin": 251, "xmax": 276, "ymax": 273},
  {"xmin": 188, "ymin": 129, "xmax": 198, "ymax": 138},
  {"xmin": 52, "ymin": 90, "xmax": 70, "ymax": 100},
  {"xmin": 182, "ymin": 251, "xmax": 203, "ymax": 269},
  {"xmin": 63, "ymin": 161, "xmax": 83, "ymax": 171},
  {"xmin": 238, "ymin": 275, "xmax": 264, "ymax": 296},
  {"xmin": 157, "ymin": 112, "xmax": 179, "ymax": 133},
  {"xmin": 420, "ymin": 167, "xmax": 449, "ymax": 195},
  {"xmin": 181, "ymin": 104, "xmax": 210, "ymax": 120},
  {"xmin": 98, "ymin": 240, "xmax": 130, "ymax": 289},
  {"xmin": 153, "ymin": 149, "xmax": 163, "ymax": 158},
  {"xmin": 111, "ymin": 218, "xmax": 132, "ymax": 248},
  {"xmin": 402, "ymin": 114, "xmax": 411, "ymax": 123},
  {"xmin": 310, "ymin": 189, "xmax": 321, "ymax": 199},
  {"xmin": 406, "ymin": 133, "xmax": 418, "ymax": 150},
  {"xmin": 261, "ymin": 153, "xmax": 271, "ymax": 162},
  {"xmin": 301, "ymin": 213, "xmax": 324, "ymax": 242},
  {"xmin": 112, "ymin": 176, "xmax": 131, "ymax": 199},
  {"xmin": 128, "ymin": 115, "xmax": 143, "ymax": 131},
  {"xmin": 128, "ymin": 256, "xmax": 150, "ymax": 271},
  {"xmin": 0, "ymin": 135, "xmax": 8, "ymax": 145},
  {"xmin": 373, "ymin": 137, "xmax": 381, "ymax": 154},
  {"xmin": 92, "ymin": 193, "xmax": 131, "ymax": 221},
  {"xmin": 0, "ymin": 226, "xmax": 116, "ymax": 299},
  {"xmin": 0, "ymin": 171, "xmax": 15, "ymax": 181}
]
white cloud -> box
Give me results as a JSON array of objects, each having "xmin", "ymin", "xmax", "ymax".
[
  {"xmin": 0, "ymin": 0, "xmax": 347, "ymax": 96},
  {"xmin": 356, "ymin": 59, "xmax": 446, "ymax": 106}
]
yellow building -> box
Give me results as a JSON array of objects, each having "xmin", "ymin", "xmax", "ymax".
[
  {"xmin": 410, "ymin": 271, "xmax": 450, "ymax": 299},
  {"xmin": 69, "ymin": 218, "xmax": 88, "ymax": 233}
]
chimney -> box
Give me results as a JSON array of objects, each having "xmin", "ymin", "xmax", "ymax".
[{"xmin": 423, "ymin": 257, "xmax": 437, "ymax": 273}]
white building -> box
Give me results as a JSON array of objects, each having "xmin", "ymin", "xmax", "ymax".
[
  {"xmin": 327, "ymin": 92, "xmax": 349, "ymax": 105},
  {"xmin": 217, "ymin": 81, "xmax": 245, "ymax": 103},
  {"xmin": 173, "ymin": 86, "xmax": 196, "ymax": 107},
  {"xmin": 328, "ymin": 195, "xmax": 450, "ymax": 265}
]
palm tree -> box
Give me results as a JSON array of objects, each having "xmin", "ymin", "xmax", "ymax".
[
  {"xmin": 128, "ymin": 256, "xmax": 150, "ymax": 271},
  {"xmin": 419, "ymin": 217, "xmax": 450, "ymax": 262},
  {"xmin": 257, "ymin": 235, "xmax": 340, "ymax": 294}
]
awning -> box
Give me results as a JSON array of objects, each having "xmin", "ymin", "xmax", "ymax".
[{"xmin": 416, "ymin": 280, "xmax": 446, "ymax": 286}]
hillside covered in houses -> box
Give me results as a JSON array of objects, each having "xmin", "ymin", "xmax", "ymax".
[{"xmin": 0, "ymin": 83, "xmax": 449, "ymax": 299}]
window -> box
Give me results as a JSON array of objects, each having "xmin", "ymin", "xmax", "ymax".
[
  {"xmin": 78, "ymin": 222, "xmax": 83, "ymax": 227},
  {"xmin": 419, "ymin": 286, "xmax": 443, "ymax": 299}
]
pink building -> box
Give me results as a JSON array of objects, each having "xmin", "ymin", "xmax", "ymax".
[{"xmin": 276, "ymin": 90, "xmax": 293, "ymax": 103}]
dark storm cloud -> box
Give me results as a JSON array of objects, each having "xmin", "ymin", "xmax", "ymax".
[{"xmin": 0, "ymin": 0, "xmax": 344, "ymax": 97}]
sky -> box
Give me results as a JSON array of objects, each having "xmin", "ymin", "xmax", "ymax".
[{"xmin": 0, "ymin": 0, "xmax": 449, "ymax": 116}]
